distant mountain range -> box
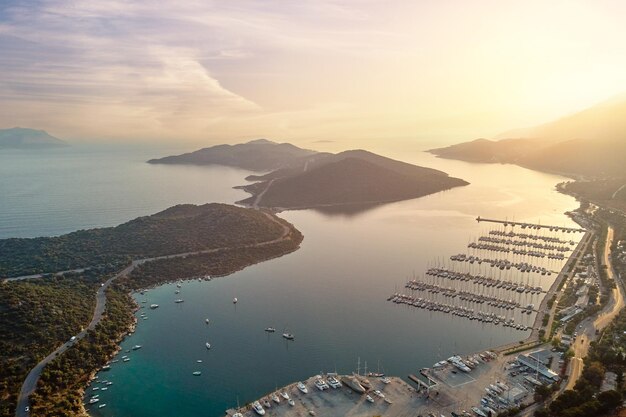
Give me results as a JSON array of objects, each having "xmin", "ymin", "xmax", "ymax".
[
  {"xmin": 0, "ymin": 128, "xmax": 67, "ymax": 149},
  {"xmin": 429, "ymin": 95, "xmax": 626, "ymax": 178},
  {"xmin": 149, "ymin": 139, "xmax": 468, "ymax": 210}
]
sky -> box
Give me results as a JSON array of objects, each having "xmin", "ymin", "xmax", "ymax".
[{"xmin": 1, "ymin": 0, "xmax": 625, "ymax": 149}]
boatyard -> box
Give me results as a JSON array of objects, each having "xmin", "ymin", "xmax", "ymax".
[{"xmin": 224, "ymin": 345, "xmax": 564, "ymax": 417}]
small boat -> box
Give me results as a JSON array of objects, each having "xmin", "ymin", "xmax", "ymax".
[
  {"xmin": 92, "ymin": 387, "xmax": 100, "ymax": 391},
  {"xmin": 384, "ymin": 398, "xmax": 393, "ymax": 404},
  {"xmin": 101, "ymin": 365, "xmax": 111, "ymax": 371},
  {"xmin": 175, "ymin": 290, "xmax": 180, "ymax": 294},
  {"xmin": 123, "ymin": 357, "xmax": 130, "ymax": 362},
  {"xmin": 132, "ymin": 345, "xmax": 142, "ymax": 350},
  {"xmin": 252, "ymin": 401, "xmax": 265, "ymax": 416},
  {"xmin": 381, "ymin": 376, "xmax": 391, "ymax": 384},
  {"xmin": 280, "ymin": 391, "xmax": 290, "ymax": 400},
  {"xmin": 98, "ymin": 404, "xmax": 106, "ymax": 409},
  {"xmin": 282, "ymin": 333, "xmax": 295, "ymax": 340},
  {"xmin": 262, "ymin": 399, "xmax": 271, "ymax": 408},
  {"xmin": 265, "ymin": 327, "xmax": 276, "ymax": 332},
  {"xmin": 192, "ymin": 371, "xmax": 201, "ymax": 376},
  {"xmin": 288, "ymin": 399, "xmax": 295, "ymax": 407},
  {"xmin": 196, "ymin": 360, "xmax": 203, "ymax": 363},
  {"xmin": 106, "ymin": 382, "xmax": 113, "ymax": 386},
  {"xmin": 233, "ymin": 297, "xmax": 238, "ymax": 304},
  {"xmin": 314, "ymin": 378, "xmax": 327, "ymax": 391},
  {"xmin": 271, "ymin": 394, "xmax": 280, "ymax": 404},
  {"xmin": 177, "ymin": 283, "xmax": 182, "ymax": 288},
  {"xmin": 472, "ymin": 407, "xmax": 487, "ymax": 417},
  {"xmin": 88, "ymin": 398, "xmax": 99, "ymax": 404},
  {"xmin": 100, "ymin": 387, "xmax": 108, "ymax": 391},
  {"xmin": 366, "ymin": 395, "xmax": 374, "ymax": 403},
  {"xmin": 374, "ymin": 389, "xmax": 385, "ymax": 398},
  {"xmin": 327, "ymin": 376, "xmax": 342, "ymax": 389},
  {"xmin": 205, "ymin": 318, "xmax": 210, "ymax": 324},
  {"xmin": 205, "ymin": 343, "xmax": 211, "ymax": 350},
  {"xmin": 297, "ymin": 381, "xmax": 308, "ymax": 394},
  {"xmin": 150, "ymin": 304, "xmax": 159, "ymax": 309},
  {"xmin": 175, "ymin": 299, "xmax": 184, "ymax": 303}
]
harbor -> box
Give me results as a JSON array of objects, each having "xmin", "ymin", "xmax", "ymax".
[{"xmin": 224, "ymin": 345, "xmax": 564, "ymax": 417}]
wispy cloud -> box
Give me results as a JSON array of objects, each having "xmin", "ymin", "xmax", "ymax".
[{"xmin": 1, "ymin": 0, "xmax": 625, "ymax": 144}]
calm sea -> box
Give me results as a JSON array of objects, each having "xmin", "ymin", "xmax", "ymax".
[{"xmin": 0, "ymin": 144, "xmax": 580, "ymax": 417}]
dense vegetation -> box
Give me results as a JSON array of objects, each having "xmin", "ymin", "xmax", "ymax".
[
  {"xmin": 0, "ymin": 269, "xmax": 115, "ymax": 417},
  {"xmin": 30, "ymin": 286, "xmax": 135, "ymax": 417},
  {"xmin": 122, "ymin": 221, "xmax": 303, "ymax": 290},
  {"xmin": 0, "ymin": 204, "xmax": 285, "ymax": 277}
]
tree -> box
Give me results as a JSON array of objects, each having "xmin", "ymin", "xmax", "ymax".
[{"xmin": 597, "ymin": 390, "xmax": 622, "ymax": 412}]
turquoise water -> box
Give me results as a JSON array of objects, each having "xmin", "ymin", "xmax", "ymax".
[{"xmin": 0, "ymin": 145, "xmax": 581, "ymax": 416}]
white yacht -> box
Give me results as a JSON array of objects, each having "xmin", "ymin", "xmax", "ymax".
[
  {"xmin": 282, "ymin": 332, "xmax": 295, "ymax": 340},
  {"xmin": 88, "ymin": 398, "xmax": 99, "ymax": 404},
  {"xmin": 132, "ymin": 345, "xmax": 142, "ymax": 350},
  {"xmin": 205, "ymin": 318, "xmax": 210, "ymax": 324},
  {"xmin": 233, "ymin": 297, "xmax": 238, "ymax": 304},
  {"xmin": 205, "ymin": 342, "xmax": 211, "ymax": 350},
  {"xmin": 314, "ymin": 378, "xmax": 327, "ymax": 391},
  {"xmin": 174, "ymin": 299, "xmax": 184, "ymax": 303},
  {"xmin": 98, "ymin": 404, "xmax": 106, "ymax": 409},
  {"xmin": 192, "ymin": 371, "xmax": 201, "ymax": 376},
  {"xmin": 327, "ymin": 376, "xmax": 342, "ymax": 389},
  {"xmin": 271, "ymin": 393, "xmax": 280, "ymax": 404},
  {"xmin": 280, "ymin": 391, "xmax": 290, "ymax": 400},
  {"xmin": 297, "ymin": 381, "xmax": 308, "ymax": 394},
  {"xmin": 288, "ymin": 399, "xmax": 295, "ymax": 407},
  {"xmin": 150, "ymin": 304, "xmax": 159, "ymax": 309},
  {"xmin": 265, "ymin": 327, "xmax": 276, "ymax": 332},
  {"xmin": 252, "ymin": 401, "xmax": 265, "ymax": 416},
  {"xmin": 366, "ymin": 395, "xmax": 374, "ymax": 403}
]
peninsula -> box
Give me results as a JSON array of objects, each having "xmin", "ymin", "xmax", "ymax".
[
  {"xmin": 149, "ymin": 141, "xmax": 469, "ymax": 210},
  {"xmin": 2, "ymin": 203, "xmax": 303, "ymax": 417}
]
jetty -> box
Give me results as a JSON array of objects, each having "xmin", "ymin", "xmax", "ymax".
[{"xmin": 476, "ymin": 216, "xmax": 585, "ymax": 233}]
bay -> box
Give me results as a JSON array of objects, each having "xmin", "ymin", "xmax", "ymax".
[{"xmin": 0, "ymin": 145, "xmax": 580, "ymax": 417}]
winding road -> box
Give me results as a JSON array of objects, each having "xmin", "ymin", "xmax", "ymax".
[{"xmin": 14, "ymin": 212, "xmax": 292, "ymax": 417}]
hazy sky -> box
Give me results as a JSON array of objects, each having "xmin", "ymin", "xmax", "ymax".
[{"xmin": 1, "ymin": 0, "xmax": 625, "ymax": 149}]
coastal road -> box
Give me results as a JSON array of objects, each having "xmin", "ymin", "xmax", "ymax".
[
  {"xmin": 4, "ymin": 268, "xmax": 87, "ymax": 282},
  {"xmin": 14, "ymin": 211, "xmax": 293, "ymax": 417},
  {"xmin": 252, "ymin": 179, "xmax": 275, "ymax": 209},
  {"xmin": 565, "ymin": 225, "xmax": 624, "ymax": 390}
]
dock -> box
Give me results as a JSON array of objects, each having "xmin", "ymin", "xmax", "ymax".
[{"xmin": 476, "ymin": 216, "xmax": 585, "ymax": 233}]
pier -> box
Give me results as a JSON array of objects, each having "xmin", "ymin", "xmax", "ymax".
[{"xmin": 476, "ymin": 216, "xmax": 585, "ymax": 233}]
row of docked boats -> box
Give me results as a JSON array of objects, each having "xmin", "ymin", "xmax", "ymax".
[
  {"xmin": 388, "ymin": 294, "xmax": 531, "ymax": 330},
  {"xmin": 403, "ymin": 280, "xmax": 525, "ymax": 310},
  {"xmin": 425, "ymin": 268, "xmax": 544, "ymax": 293},
  {"xmin": 468, "ymin": 242, "xmax": 566, "ymax": 259},
  {"xmin": 478, "ymin": 236, "xmax": 572, "ymax": 252},
  {"xmin": 449, "ymin": 255, "xmax": 553, "ymax": 274},
  {"xmin": 489, "ymin": 229, "xmax": 579, "ymax": 242}
]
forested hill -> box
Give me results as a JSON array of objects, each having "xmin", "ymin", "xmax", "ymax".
[{"xmin": 0, "ymin": 204, "xmax": 288, "ymax": 277}]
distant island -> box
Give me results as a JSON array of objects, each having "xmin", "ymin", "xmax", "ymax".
[
  {"xmin": 0, "ymin": 128, "xmax": 67, "ymax": 149},
  {"xmin": 429, "ymin": 95, "xmax": 626, "ymax": 179},
  {"xmin": 147, "ymin": 138, "xmax": 316, "ymax": 171},
  {"xmin": 149, "ymin": 140, "xmax": 469, "ymax": 210}
]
